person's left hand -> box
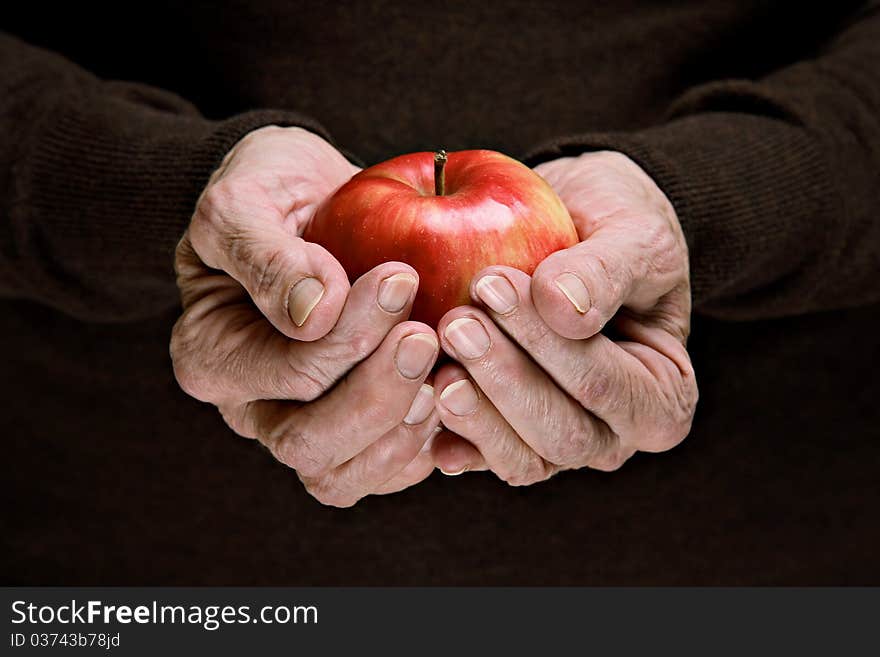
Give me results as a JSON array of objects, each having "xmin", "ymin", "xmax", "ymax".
[{"xmin": 428, "ymin": 151, "xmax": 698, "ymax": 482}]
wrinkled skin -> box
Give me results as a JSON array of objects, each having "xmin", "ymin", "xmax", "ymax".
[
  {"xmin": 430, "ymin": 150, "xmax": 699, "ymax": 482},
  {"xmin": 172, "ymin": 129, "xmax": 698, "ymax": 506},
  {"xmin": 171, "ymin": 126, "xmax": 444, "ymax": 507}
]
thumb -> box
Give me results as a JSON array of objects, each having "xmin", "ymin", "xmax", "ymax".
[{"xmin": 190, "ymin": 218, "xmax": 350, "ymax": 341}]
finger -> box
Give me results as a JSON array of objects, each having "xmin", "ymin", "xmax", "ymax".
[
  {"xmin": 473, "ymin": 266, "xmax": 696, "ymax": 453},
  {"xmin": 610, "ymin": 314, "xmax": 699, "ymax": 452},
  {"xmin": 372, "ymin": 450, "xmax": 437, "ymax": 496},
  {"xmin": 238, "ymin": 321, "xmax": 439, "ymax": 478},
  {"xmin": 188, "ymin": 193, "xmax": 351, "ymax": 340},
  {"xmin": 289, "ymin": 261, "xmax": 421, "ymax": 398},
  {"xmin": 372, "ymin": 420, "xmax": 446, "ymax": 494},
  {"xmin": 438, "ymin": 307, "xmax": 624, "ymax": 471},
  {"xmin": 430, "ymin": 430, "xmax": 488, "ymax": 476},
  {"xmin": 172, "ymin": 261, "xmax": 420, "ymax": 404},
  {"xmin": 301, "ymin": 385, "xmax": 439, "ymax": 507},
  {"xmin": 531, "ymin": 219, "xmax": 680, "ymax": 340},
  {"xmin": 433, "ymin": 363, "xmax": 551, "ymax": 485},
  {"xmin": 473, "ymin": 267, "xmax": 645, "ymax": 430}
]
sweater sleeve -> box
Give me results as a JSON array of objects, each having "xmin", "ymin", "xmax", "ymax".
[
  {"xmin": 0, "ymin": 33, "xmax": 334, "ymax": 322},
  {"xmin": 524, "ymin": 4, "xmax": 880, "ymax": 320}
]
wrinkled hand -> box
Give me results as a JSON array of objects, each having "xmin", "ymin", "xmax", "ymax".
[
  {"xmin": 430, "ymin": 151, "xmax": 698, "ymax": 481},
  {"xmin": 171, "ymin": 126, "xmax": 440, "ymax": 507}
]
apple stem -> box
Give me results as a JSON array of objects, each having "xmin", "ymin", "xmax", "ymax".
[{"xmin": 434, "ymin": 150, "xmax": 447, "ymax": 196}]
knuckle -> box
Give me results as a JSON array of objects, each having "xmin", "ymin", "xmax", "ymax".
[
  {"xmin": 188, "ymin": 184, "xmax": 243, "ymax": 268},
  {"xmin": 504, "ymin": 459, "xmax": 551, "ymax": 487},
  {"xmin": 238, "ymin": 242, "xmax": 289, "ymax": 302},
  {"xmin": 346, "ymin": 380, "xmax": 402, "ymax": 431},
  {"xmin": 554, "ymin": 412, "xmax": 617, "ymax": 468},
  {"xmin": 218, "ymin": 404, "xmax": 255, "ymax": 439},
  {"xmin": 573, "ymin": 365, "xmax": 614, "ymax": 407},
  {"xmin": 585, "ymin": 251, "xmax": 632, "ymax": 309},
  {"xmin": 645, "ymin": 291, "xmax": 692, "ymax": 344},
  {"xmin": 322, "ymin": 325, "xmax": 380, "ymax": 366},
  {"xmin": 307, "ymin": 326, "xmax": 387, "ymax": 390},
  {"xmin": 652, "ymin": 423, "xmax": 688, "ymax": 452},
  {"xmin": 668, "ymin": 374, "xmax": 699, "ymax": 445},
  {"xmin": 642, "ymin": 368, "xmax": 698, "ymax": 452},
  {"xmin": 573, "ymin": 359, "xmax": 638, "ymax": 424},
  {"xmin": 542, "ymin": 426, "xmax": 591, "ymax": 467},
  {"xmin": 521, "ymin": 398, "xmax": 577, "ymax": 467},
  {"xmin": 270, "ymin": 427, "xmax": 332, "ymax": 479},
  {"xmin": 371, "ymin": 438, "xmax": 411, "ymax": 474},
  {"xmin": 642, "ymin": 219, "xmax": 683, "ymax": 280},
  {"xmin": 289, "ymin": 372, "xmax": 327, "ymax": 403},
  {"xmin": 171, "ymin": 358, "xmax": 206, "ymax": 401},
  {"xmin": 572, "ymin": 360, "xmax": 626, "ymax": 414},
  {"xmin": 589, "ymin": 447, "xmax": 629, "ymax": 473},
  {"xmin": 669, "ymin": 359, "xmax": 698, "ymax": 420},
  {"xmin": 193, "ymin": 183, "xmax": 233, "ymax": 237},
  {"xmin": 173, "ymin": 235, "xmax": 200, "ymax": 280},
  {"xmin": 342, "ymin": 327, "xmax": 379, "ymax": 362},
  {"xmin": 169, "ymin": 316, "xmax": 192, "ymax": 363},
  {"xmin": 303, "ymin": 478, "xmax": 358, "ymax": 508},
  {"xmin": 260, "ymin": 362, "xmax": 320, "ymax": 402},
  {"xmin": 359, "ymin": 398, "xmax": 400, "ymax": 433},
  {"xmin": 668, "ymin": 395, "xmax": 697, "ymax": 445},
  {"xmin": 170, "ymin": 318, "xmax": 210, "ymax": 401},
  {"xmin": 200, "ymin": 182, "xmax": 228, "ymax": 218},
  {"xmin": 284, "ymin": 351, "xmax": 334, "ymax": 402}
]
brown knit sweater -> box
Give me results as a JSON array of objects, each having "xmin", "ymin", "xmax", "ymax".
[{"xmin": 2, "ymin": 1, "xmax": 879, "ymax": 585}]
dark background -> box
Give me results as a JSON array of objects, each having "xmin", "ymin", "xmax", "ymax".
[
  {"xmin": 4, "ymin": 300, "xmax": 878, "ymax": 584},
  {"xmin": 2, "ymin": 1, "xmax": 878, "ymax": 584}
]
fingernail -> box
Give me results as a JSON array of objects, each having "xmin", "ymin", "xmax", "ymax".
[
  {"xmin": 444, "ymin": 317, "xmax": 490, "ymax": 359},
  {"xmin": 475, "ymin": 275, "xmax": 518, "ymax": 314},
  {"xmin": 378, "ymin": 272, "xmax": 417, "ymax": 313},
  {"xmin": 439, "ymin": 379, "xmax": 479, "ymax": 416},
  {"xmin": 404, "ymin": 384, "xmax": 435, "ymax": 425},
  {"xmin": 288, "ymin": 277, "xmax": 325, "ymax": 326},
  {"xmin": 395, "ymin": 333, "xmax": 438, "ymax": 379},
  {"xmin": 440, "ymin": 465, "xmax": 469, "ymax": 476},
  {"xmin": 555, "ymin": 272, "xmax": 590, "ymax": 313}
]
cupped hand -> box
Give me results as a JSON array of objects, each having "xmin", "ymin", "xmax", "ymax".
[
  {"xmin": 429, "ymin": 151, "xmax": 698, "ymax": 481},
  {"xmin": 171, "ymin": 126, "xmax": 440, "ymax": 506}
]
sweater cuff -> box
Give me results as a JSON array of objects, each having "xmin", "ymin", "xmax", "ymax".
[
  {"xmin": 522, "ymin": 113, "xmax": 837, "ymax": 317},
  {"xmin": 23, "ymin": 103, "xmax": 332, "ymax": 320}
]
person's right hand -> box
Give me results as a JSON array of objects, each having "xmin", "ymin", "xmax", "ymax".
[{"xmin": 170, "ymin": 126, "xmax": 440, "ymax": 507}]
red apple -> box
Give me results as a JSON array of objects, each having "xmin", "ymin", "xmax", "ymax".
[{"xmin": 303, "ymin": 149, "xmax": 579, "ymax": 326}]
